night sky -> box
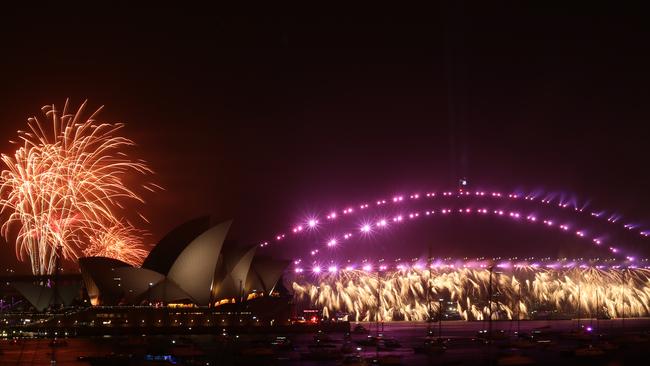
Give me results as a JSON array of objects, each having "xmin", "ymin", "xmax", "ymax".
[{"xmin": 1, "ymin": 3, "xmax": 649, "ymax": 272}]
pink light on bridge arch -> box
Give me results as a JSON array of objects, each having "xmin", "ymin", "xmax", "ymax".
[{"xmin": 259, "ymin": 186, "xmax": 648, "ymax": 264}]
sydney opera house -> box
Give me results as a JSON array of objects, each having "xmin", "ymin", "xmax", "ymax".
[
  {"xmin": 8, "ymin": 218, "xmax": 290, "ymax": 314},
  {"xmin": 80, "ymin": 218, "xmax": 289, "ymax": 307}
]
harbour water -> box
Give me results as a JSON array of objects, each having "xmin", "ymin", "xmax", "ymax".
[{"xmin": 2, "ymin": 319, "xmax": 650, "ymax": 365}]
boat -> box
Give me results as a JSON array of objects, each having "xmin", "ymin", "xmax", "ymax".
[
  {"xmin": 477, "ymin": 329, "xmax": 508, "ymax": 340},
  {"xmin": 377, "ymin": 337, "xmax": 400, "ymax": 350},
  {"xmin": 356, "ymin": 335, "xmax": 379, "ymax": 346},
  {"xmin": 413, "ymin": 338, "xmax": 447, "ymax": 354},
  {"xmin": 270, "ymin": 336, "xmax": 293, "ymax": 351}
]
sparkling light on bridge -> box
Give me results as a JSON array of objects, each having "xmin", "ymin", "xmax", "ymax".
[{"xmin": 258, "ymin": 187, "xmax": 649, "ymax": 268}]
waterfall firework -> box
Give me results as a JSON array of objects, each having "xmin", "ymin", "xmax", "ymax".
[
  {"xmin": 0, "ymin": 100, "xmax": 157, "ymax": 274},
  {"xmin": 292, "ymin": 267, "xmax": 650, "ymax": 321}
]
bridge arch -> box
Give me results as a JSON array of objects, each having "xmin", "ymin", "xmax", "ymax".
[{"xmin": 258, "ymin": 188, "xmax": 648, "ymax": 270}]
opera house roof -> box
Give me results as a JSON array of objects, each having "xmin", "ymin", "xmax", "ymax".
[{"xmin": 78, "ymin": 218, "xmax": 289, "ymax": 306}]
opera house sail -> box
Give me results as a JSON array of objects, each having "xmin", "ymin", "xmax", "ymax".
[{"xmin": 73, "ymin": 218, "xmax": 289, "ymax": 307}]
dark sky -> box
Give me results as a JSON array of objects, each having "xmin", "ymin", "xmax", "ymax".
[{"xmin": 1, "ymin": 3, "xmax": 649, "ymax": 271}]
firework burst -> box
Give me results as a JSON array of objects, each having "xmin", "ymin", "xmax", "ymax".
[
  {"xmin": 0, "ymin": 100, "xmax": 157, "ymax": 274},
  {"xmin": 83, "ymin": 223, "xmax": 149, "ymax": 266}
]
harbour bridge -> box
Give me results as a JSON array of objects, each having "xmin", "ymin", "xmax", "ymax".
[{"xmin": 255, "ymin": 185, "xmax": 650, "ymax": 321}]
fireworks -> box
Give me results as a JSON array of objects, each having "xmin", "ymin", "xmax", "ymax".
[
  {"xmin": 83, "ymin": 223, "xmax": 149, "ymax": 266},
  {"xmin": 0, "ymin": 100, "xmax": 156, "ymax": 274},
  {"xmin": 292, "ymin": 267, "xmax": 650, "ymax": 321}
]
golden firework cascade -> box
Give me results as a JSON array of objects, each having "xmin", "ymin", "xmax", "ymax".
[
  {"xmin": 0, "ymin": 100, "xmax": 158, "ymax": 274},
  {"xmin": 293, "ymin": 267, "xmax": 650, "ymax": 321}
]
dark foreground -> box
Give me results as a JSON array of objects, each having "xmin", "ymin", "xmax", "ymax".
[{"xmin": 2, "ymin": 319, "xmax": 650, "ymax": 365}]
